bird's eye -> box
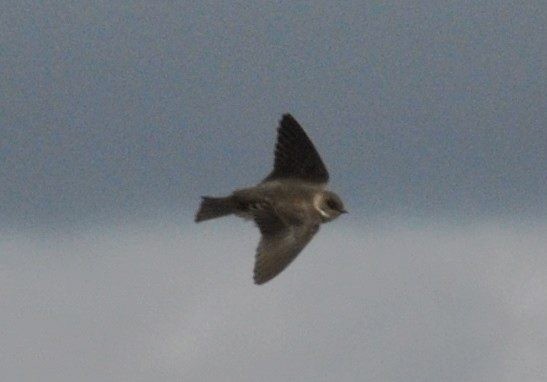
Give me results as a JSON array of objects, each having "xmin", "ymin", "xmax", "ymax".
[{"xmin": 326, "ymin": 199, "xmax": 337, "ymax": 209}]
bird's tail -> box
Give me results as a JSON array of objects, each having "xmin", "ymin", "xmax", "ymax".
[{"xmin": 195, "ymin": 196, "xmax": 236, "ymax": 222}]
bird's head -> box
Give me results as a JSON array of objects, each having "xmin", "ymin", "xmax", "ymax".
[{"xmin": 316, "ymin": 191, "xmax": 347, "ymax": 222}]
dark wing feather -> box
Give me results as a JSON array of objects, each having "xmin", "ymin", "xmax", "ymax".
[
  {"xmin": 253, "ymin": 217, "xmax": 319, "ymax": 285},
  {"xmin": 263, "ymin": 114, "xmax": 329, "ymax": 184}
]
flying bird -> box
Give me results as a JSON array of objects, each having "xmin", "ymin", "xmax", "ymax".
[{"xmin": 195, "ymin": 114, "xmax": 346, "ymax": 284}]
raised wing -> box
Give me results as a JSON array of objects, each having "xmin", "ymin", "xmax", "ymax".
[
  {"xmin": 253, "ymin": 212, "xmax": 319, "ymax": 284},
  {"xmin": 263, "ymin": 114, "xmax": 329, "ymax": 184}
]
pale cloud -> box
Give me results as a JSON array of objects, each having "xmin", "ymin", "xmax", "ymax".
[{"xmin": 1, "ymin": 219, "xmax": 545, "ymax": 381}]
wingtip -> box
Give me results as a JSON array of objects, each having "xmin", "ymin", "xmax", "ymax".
[
  {"xmin": 253, "ymin": 266, "xmax": 270, "ymax": 285},
  {"xmin": 280, "ymin": 113, "xmax": 296, "ymax": 124},
  {"xmin": 253, "ymin": 275, "xmax": 268, "ymax": 285},
  {"xmin": 281, "ymin": 112, "xmax": 294, "ymax": 119},
  {"xmin": 253, "ymin": 267, "xmax": 279, "ymax": 285}
]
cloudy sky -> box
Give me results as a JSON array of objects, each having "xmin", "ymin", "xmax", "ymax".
[{"xmin": 1, "ymin": 1, "xmax": 545, "ymax": 381}]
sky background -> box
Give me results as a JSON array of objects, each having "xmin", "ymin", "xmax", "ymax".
[{"xmin": 1, "ymin": 1, "xmax": 546, "ymax": 381}]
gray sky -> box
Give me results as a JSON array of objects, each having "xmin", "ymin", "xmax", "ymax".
[
  {"xmin": 1, "ymin": 2, "xmax": 546, "ymax": 381},
  {"xmin": 2, "ymin": 222, "xmax": 546, "ymax": 381},
  {"xmin": 1, "ymin": 1, "xmax": 545, "ymax": 228}
]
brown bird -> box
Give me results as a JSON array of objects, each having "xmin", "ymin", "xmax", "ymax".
[{"xmin": 195, "ymin": 114, "xmax": 346, "ymax": 284}]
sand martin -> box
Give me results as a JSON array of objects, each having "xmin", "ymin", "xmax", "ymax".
[{"xmin": 195, "ymin": 114, "xmax": 346, "ymax": 284}]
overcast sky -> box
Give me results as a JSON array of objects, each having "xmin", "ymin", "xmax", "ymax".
[
  {"xmin": 1, "ymin": 1, "xmax": 545, "ymax": 228},
  {"xmin": 1, "ymin": 2, "xmax": 546, "ymax": 381}
]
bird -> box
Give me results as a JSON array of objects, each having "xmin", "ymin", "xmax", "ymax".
[{"xmin": 195, "ymin": 113, "xmax": 346, "ymax": 284}]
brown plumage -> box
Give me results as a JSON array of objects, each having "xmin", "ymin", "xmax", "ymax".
[{"xmin": 195, "ymin": 114, "xmax": 346, "ymax": 284}]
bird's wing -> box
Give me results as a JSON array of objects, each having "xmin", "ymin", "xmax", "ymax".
[
  {"xmin": 253, "ymin": 210, "xmax": 320, "ymax": 284},
  {"xmin": 262, "ymin": 114, "xmax": 329, "ymax": 184}
]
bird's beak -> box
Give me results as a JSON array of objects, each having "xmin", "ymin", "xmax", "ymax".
[{"xmin": 340, "ymin": 209, "xmax": 348, "ymax": 214}]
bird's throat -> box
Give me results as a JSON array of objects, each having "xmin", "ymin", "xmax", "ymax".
[{"xmin": 313, "ymin": 193, "xmax": 330, "ymax": 220}]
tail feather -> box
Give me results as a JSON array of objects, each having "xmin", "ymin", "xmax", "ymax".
[{"xmin": 195, "ymin": 196, "xmax": 235, "ymax": 222}]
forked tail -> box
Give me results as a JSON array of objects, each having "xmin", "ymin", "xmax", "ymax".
[{"xmin": 194, "ymin": 196, "xmax": 236, "ymax": 222}]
